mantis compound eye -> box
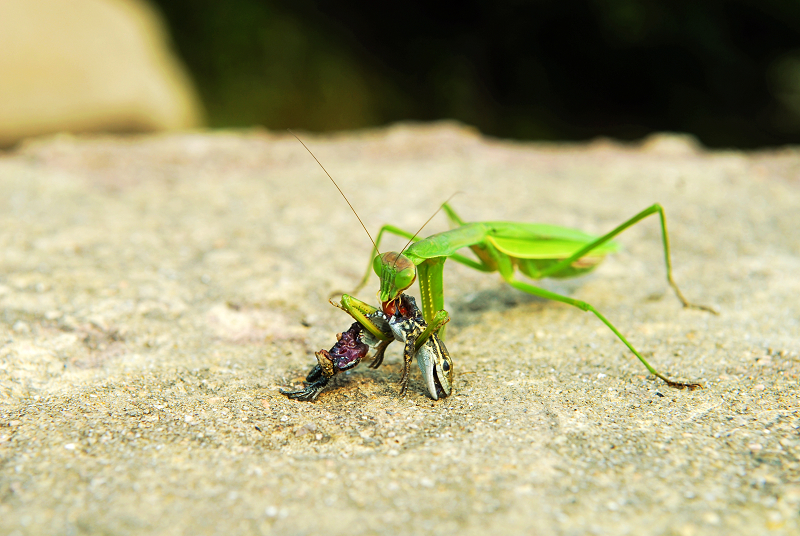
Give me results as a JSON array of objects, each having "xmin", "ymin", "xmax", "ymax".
[
  {"xmin": 372, "ymin": 254, "xmax": 384, "ymax": 278},
  {"xmin": 394, "ymin": 266, "xmax": 416, "ymax": 292}
]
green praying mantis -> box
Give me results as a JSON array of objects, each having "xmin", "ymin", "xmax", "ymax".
[{"xmin": 284, "ymin": 134, "xmax": 717, "ymax": 400}]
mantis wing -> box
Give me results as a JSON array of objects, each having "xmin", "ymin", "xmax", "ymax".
[
  {"xmin": 405, "ymin": 222, "xmax": 619, "ymax": 263},
  {"xmin": 484, "ymin": 222, "xmax": 620, "ymax": 259}
]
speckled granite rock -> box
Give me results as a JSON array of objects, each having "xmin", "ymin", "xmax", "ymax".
[{"xmin": 0, "ymin": 123, "xmax": 798, "ymax": 535}]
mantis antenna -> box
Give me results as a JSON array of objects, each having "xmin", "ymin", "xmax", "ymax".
[
  {"xmin": 289, "ymin": 130, "xmax": 380, "ymax": 256},
  {"xmin": 392, "ymin": 192, "xmax": 463, "ymax": 273}
]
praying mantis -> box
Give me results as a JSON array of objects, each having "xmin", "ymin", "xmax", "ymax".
[{"xmin": 283, "ymin": 134, "xmax": 716, "ymax": 400}]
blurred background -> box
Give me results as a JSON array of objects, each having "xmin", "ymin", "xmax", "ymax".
[{"xmin": 3, "ymin": 0, "xmax": 800, "ymax": 148}]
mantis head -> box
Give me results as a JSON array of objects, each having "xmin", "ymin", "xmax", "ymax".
[{"xmin": 373, "ymin": 252, "xmax": 417, "ymax": 304}]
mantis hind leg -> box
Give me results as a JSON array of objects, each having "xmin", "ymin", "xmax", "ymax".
[
  {"xmin": 502, "ymin": 274, "xmax": 701, "ymax": 389},
  {"xmin": 539, "ymin": 204, "xmax": 716, "ymax": 314}
]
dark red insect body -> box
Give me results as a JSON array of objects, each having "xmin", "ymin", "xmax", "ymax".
[{"xmin": 319, "ymin": 322, "xmax": 369, "ymax": 372}]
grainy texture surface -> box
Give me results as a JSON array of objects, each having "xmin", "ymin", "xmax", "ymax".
[{"xmin": 0, "ymin": 123, "xmax": 798, "ymax": 535}]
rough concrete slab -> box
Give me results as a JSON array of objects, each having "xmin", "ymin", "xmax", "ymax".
[{"xmin": 0, "ymin": 123, "xmax": 798, "ymax": 535}]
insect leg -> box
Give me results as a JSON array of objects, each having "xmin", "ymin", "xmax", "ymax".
[
  {"xmin": 333, "ymin": 294, "xmax": 393, "ymax": 343},
  {"xmin": 368, "ymin": 338, "xmax": 392, "ymax": 369},
  {"xmin": 398, "ymin": 337, "xmax": 417, "ymax": 396},
  {"xmin": 413, "ymin": 310, "xmax": 450, "ymax": 352},
  {"xmin": 441, "ymin": 202, "xmax": 466, "ymax": 226},
  {"xmin": 502, "ymin": 273, "xmax": 701, "ymax": 389},
  {"xmin": 536, "ymin": 204, "xmax": 717, "ymax": 314},
  {"xmin": 280, "ymin": 322, "xmax": 371, "ymax": 401}
]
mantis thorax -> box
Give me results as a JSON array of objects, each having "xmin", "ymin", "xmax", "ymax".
[{"xmin": 374, "ymin": 252, "xmax": 416, "ymax": 303}]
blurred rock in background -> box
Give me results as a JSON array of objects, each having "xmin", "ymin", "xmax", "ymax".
[{"xmin": 0, "ymin": 0, "xmax": 204, "ymax": 147}]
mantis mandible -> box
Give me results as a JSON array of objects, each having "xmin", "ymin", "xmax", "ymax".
[{"xmin": 292, "ymin": 133, "xmax": 716, "ymax": 394}]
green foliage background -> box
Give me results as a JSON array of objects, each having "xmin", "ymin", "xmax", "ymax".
[{"xmin": 153, "ymin": 0, "xmax": 800, "ymax": 148}]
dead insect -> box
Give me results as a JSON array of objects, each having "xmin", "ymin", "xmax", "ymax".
[{"xmin": 281, "ymin": 293, "xmax": 452, "ymax": 400}]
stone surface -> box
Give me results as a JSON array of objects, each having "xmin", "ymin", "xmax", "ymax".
[
  {"xmin": 0, "ymin": 0, "xmax": 203, "ymax": 147},
  {"xmin": 0, "ymin": 123, "xmax": 798, "ymax": 535}
]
